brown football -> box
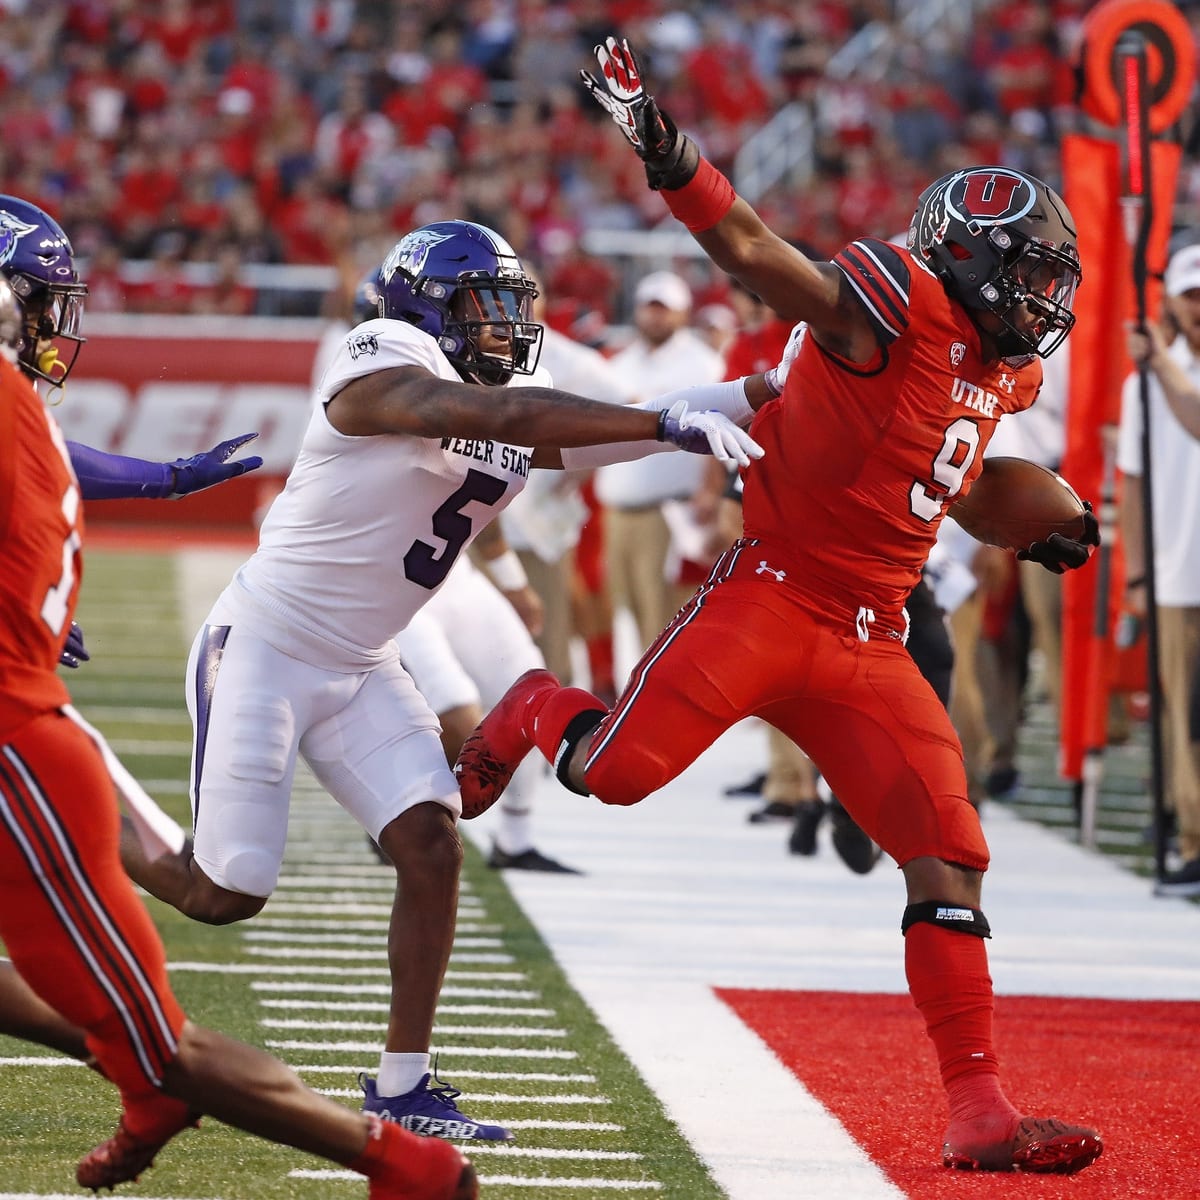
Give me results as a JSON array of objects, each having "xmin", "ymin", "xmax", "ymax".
[{"xmin": 949, "ymin": 457, "xmax": 1087, "ymax": 552}]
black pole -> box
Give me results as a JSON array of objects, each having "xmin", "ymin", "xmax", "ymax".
[{"xmin": 1116, "ymin": 32, "xmax": 1168, "ymax": 882}]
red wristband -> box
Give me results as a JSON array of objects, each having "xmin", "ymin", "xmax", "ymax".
[{"xmin": 662, "ymin": 158, "xmax": 735, "ymax": 233}]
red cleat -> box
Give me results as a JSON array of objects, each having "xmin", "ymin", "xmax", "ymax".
[
  {"xmin": 454, "ymin": 669, "xmax": 558, "ymax": 818},
  {"xmin": 77, "ymin": 1109, "xmax": 199, "ymax": 1191},
  {"xmin": 943, "ymin": 1114, "xmax": 1103, "ymax": 1175}
]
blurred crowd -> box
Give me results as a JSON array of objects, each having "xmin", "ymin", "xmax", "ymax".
[{"xmin": 3, "ymin": 0, "xmax": 1199, "ymax": 328}]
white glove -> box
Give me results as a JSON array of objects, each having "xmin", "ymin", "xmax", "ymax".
[
  {"xmin": 658, "ymin": 399, "xmax": 764, "ymax": 467},
  {"xmin": 763, "ymin": 322, "xmax": 807, "ymax": 396}
]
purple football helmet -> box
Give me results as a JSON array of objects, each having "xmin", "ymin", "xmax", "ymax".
[
  {"xmin": 0, "ymin": 195, "xmax": 87, "ymax": 386},
  {"xmin": 376, "ymin": 220, "xmax": 542, "ymax": 385}
]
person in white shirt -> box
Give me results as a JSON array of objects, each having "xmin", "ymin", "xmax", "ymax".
[
  {"xmin": 595, "ymin": 270, "xmax": 726, "ymax": 650},
  {"xmin": 1120, "ymin": 240, "xmax": 1200, "ymax": 896},
  {"xmin": 116, "ymin": 220, "xmax": 760, "ymax": 1140}
]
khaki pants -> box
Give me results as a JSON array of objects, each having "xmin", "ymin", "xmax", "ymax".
[
  {"xmin": 603, "ymin": 505, "xmax": 692, "ymax": 651},
  {"xmin": 763, "ymin": 725, "xmax": 818, "ymax": 805},
  {"xmin": 1157, "ymin": 605, "xmax": 1200, "ymax": 861},
  {"xmin": 517, "ymin": 548, "xmax": 575, "ymax": 685}
]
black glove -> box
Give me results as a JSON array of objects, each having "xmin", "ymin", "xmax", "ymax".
[
  {"xmin": 580, "ymin": 37, "xmax": 699, "ymax": 191},
  {"xmin": 1016, "ymin": 501, "xmax": 1100, "ymax": 574},
  {"xmin": 60, "ymin": 621, "xmax": 90, "ymax": 669}
]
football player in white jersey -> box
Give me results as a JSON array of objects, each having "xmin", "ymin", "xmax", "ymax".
[
  {"xmin": 117, "ymin": 220, "xmax": 762, "ymax": 1140},
  {"xmin": 396, "ymin": 521, "xmax": 581, "ymax": 874}
]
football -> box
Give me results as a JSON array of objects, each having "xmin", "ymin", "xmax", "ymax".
[{"xmin": 949, "ymin": 456, "xmax": 1087, "ymax": 552}]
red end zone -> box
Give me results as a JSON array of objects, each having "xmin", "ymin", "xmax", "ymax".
[{"xmin": 717, "ymin": 988, "xmax": 1200, "ymax": 1198}]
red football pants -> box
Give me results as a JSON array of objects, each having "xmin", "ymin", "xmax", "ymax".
[
  {"xmin": 584, "ymin": 546, "xmax": 989, "ymax": 870},
  {"xmin": 0, "ymin": 710, "xmax": 186, "ymax": 1106}
]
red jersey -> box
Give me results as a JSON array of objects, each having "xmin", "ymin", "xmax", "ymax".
[
  {"xmin": 0, "ymin": 355, "xmax": 83, "ymax": 736},
  {"xmin": 743, "ymin": 239, "xmax": 1040, "ymax": 631}
]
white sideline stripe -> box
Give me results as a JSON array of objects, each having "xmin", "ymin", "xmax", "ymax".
[
  {"xmin": 478, "ymin": 1179, "xmax": 661, "ymax": 1191},
  {"xmin": 246, "ymin": 947, "xmax": 514, "ymax": 963},
  {"xmin": 462, "ymin": 1147, "xmax": 639, "ymax": 1160},
  {"xmin": 296, "ymin": 1066, "xmax": 595, "ymax": 1082},
  {"xmin": 76, "ymin": 706, "xmax": 190, "ymax": 724},
  {"xmin": 262, "ymin": 890, "xmax": 396, "ymax": 904},
  {"xmin": 243, "ymin": 930, "xmax": 504, "ymax": 947},
  {"xmin": 169, "ymin": 962, "xmax": 391, "ymax": 975},
  {"xmin": 503, "ymin": 1120, "xmax": 622, "ymax": 1131},
  {"xmin": 263, "ymin": 1018, "xmax": 566, "ymax": 1036},
  {"xmin": 271, "ymin": 1041, "xmax": 576, "ymax": 1058},
  {"xmin": 262, "ymin": 999, "xmax": 553, "ymax": 1016},
  {"xmin": 289, "ymin": 1173, "xmax": 661, "ymax": 1190},
  {"xmin": 0, "ymin": 1057, "xmax": 84, "ymax": 1067},
  {"xmin": 252, "ymin": 981, "xmax": 536, "ymax": 997},
  {"xmin": 107, "ymin": 739, "xmax": 191, "ymax": 755},
  {"xmin": 263, "ymin": 902, "xmax": 485, "ymax": 916},
  {"xmin": 274, "ymin": 876, "xmax": 397, "ymax": 889},
  {"xmin": 254, "ymin": 918, "xmax": 499, "ymax": 934},
  {"xmin": 315, "ymin": 1088, "xmax": 604, "ymax": 1104}
]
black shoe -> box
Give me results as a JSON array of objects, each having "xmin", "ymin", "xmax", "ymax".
[
  {"xmin": 828, "ymin": 797, "xmax": 881, "ymax": 875},
  {"xmin": 747, "ymin": 800, "xmax": 799, "ymax": 824},
  {"xmin": 984, "ymin": 765, "xmax": 1020, "ymax": 801},
  {"xmin": 1154, "ymin": 856, "xmax": 1200, "ymax": 897},
  {"xmin": 724, "ymin": 771, "xmax": 767, "ymax": 798},
  {"xmin": 787, "ymin": 799, "xmax": 825, "ymax": 856},
  {"xmin": 487, "ymin": 844, "xmax": 583, "ymax": 874}
]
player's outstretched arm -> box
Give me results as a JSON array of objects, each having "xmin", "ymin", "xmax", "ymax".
[
  {"xmin": 581, "ymin": 37, "xmax": 863, "ymax": 349},
  {"xmin": 67, "ymin": 434, "xmax": 263, "ymax": 500},
  {"xmin": 325, "ymin": 366, "xmax": 761, "ymax": 468}
]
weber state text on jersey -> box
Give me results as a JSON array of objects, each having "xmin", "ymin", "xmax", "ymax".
[
  {"xmin": 0, "ymin": 355, "xmax": 83, "ymax": 736},
  {"xmin": 742, "ymin": 238, "xmax": 1040, "ymax": 636},
  {"xmin": 225, "ymin": 319, "xmax": 540, "ymax": 671}
]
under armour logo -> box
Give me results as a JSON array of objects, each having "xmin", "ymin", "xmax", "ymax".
[
  {"xmin": 997, "ymin": 372, "xmax": 1016, "ymax": 393},
  {"xmin": 855, "ymin": 606, "xmax": 875, "ymax": 642},
  {"xmin": 756, "ymin": 560, "xmax": 786, "ymax": 581}
]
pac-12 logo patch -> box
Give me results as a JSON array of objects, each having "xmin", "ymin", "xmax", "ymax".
[{"xmin": 949, "ymin": 342, "xmax": 966, "ymax": 368}]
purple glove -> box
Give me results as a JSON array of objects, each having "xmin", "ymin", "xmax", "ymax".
[
  {"xmin": 60, "ymin": 621, "xmax": 89, "ymax": 669},
  {"xmin": 68, "ymin": 433, "xmax": 263, "ymax": 500},
  {"xmin": 167, "ymin": 433, "xmax": 263, "ymax": 497},
  {"xmin": 656, "ymin": 400, "xmax": 763, "ymax": 467}
]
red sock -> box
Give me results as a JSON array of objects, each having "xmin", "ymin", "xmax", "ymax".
[
  {"xmin": 904, "ymin": 922, "xmax": 1018, "ymax": 1127},
  {"xmin": 586, "ymin": 635, "xmax": 614, "ymax": 697},
  {"xmin": 530, "ymin": 686, "xmax": 606, "ymax": 771},
  {"xmin": 348, "ymin": 1114, "xmax": 456, "ymax": 1187}
]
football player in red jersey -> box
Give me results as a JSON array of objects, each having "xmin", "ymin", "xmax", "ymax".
[
  {"xmin": 0, "ymin": 251, "xmax": 475, "ymax": 1195},
  {"xmin": 455, "ymin": 37, "xmax": 1102, "ymax": 1176}
]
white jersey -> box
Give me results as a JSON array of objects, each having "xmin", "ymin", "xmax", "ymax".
[{"xmin": 217, "ymin": 319, "xmax": 539, "ymax": 670}]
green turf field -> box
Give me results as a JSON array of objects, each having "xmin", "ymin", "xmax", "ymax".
[{"xmin": 0, "ymin": 548, "xmax": 724, "ymax": 1199}]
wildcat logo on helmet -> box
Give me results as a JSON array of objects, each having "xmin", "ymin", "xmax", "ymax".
[
  {"xmin": 942, "ymin": 169, "xmax": 1036, "ymax": 227},
  {"xmin": 380, "ymin": 229, "xmax": 455, "ymax": 285},
  {"xmin": 0, "ymin": 211, "xmax": 38, "ymax": 267}
]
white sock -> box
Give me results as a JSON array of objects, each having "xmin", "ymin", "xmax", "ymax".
[{"xmin": 376, "ymin": 1051, "xmax": 430, "ymax": 1097}]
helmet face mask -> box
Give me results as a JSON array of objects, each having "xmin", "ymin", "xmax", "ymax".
[
  {"xmin": 0, "ymin": 195, "xmax": 87, "ymax": 387},
  {"xmin": 907, "ymin": 168, "xmax": 1081, "ymax": 361},
  {"xmin": 377, "ymin": 221, "xmax": 542, "ymax": 386}
]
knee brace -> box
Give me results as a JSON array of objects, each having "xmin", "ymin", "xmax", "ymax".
[{"xmin": 901, "ymin": 901, "xmax": 991, "ymax": 938}]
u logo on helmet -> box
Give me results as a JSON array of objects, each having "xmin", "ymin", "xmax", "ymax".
[{"xmin": 946, "ymin": 169, "xmax": 1036, "ymax": 225}]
